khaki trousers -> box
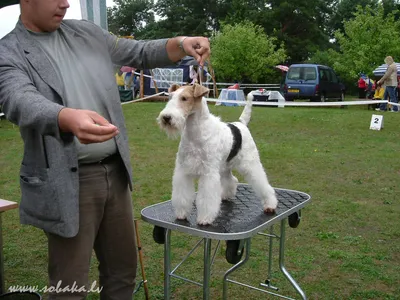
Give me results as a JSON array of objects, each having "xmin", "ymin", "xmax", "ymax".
[{"xmin": 46, "ymin": 154, "xmax": 137, "ymax": 300}]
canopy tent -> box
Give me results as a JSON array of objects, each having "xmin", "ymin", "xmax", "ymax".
[
  {"xmin": 0, "ymin": 0, "xmax": 19, "ymax": 9},
  {"xmin": 373, "ymin": 63, "xmax": 400, "ymax": 77}
]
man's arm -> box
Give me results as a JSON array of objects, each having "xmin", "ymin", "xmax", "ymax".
[
  {"xmin": 378, "ymin": 65, "xmax": 394, "ymax": 85},
  {"xmin": 0, "ymin": 58, "xmax": 65, "ymax": 138},
  {"xmin": 0, "ymin": 55, "xmax": 119, "ymax": 144},
  {"xmin": 101, "ymin": 28, "xmax": 210, "ymax": 69}
]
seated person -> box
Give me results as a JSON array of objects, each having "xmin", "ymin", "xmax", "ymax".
[{"xmin": 370, "ymin": 84, "xmax": 385, "ymax": 110}]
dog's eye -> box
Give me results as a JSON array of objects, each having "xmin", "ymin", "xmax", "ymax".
[{"xmin": 181, "ymin": 97, "xmax": 187, "ymax": 101}]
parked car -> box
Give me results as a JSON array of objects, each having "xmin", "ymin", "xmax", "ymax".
[{"xmin": 283, "ymin": 64, "xmax": 345, "ymax": 102}]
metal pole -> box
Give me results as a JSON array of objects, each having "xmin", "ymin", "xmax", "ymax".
[
  {"xmin": 279, "ymin": 219, "xmax": 307, "ymax": 300},
  {"xmin": 164, "ymin": 229, "xmax": 171, "ymax": 300},
  {"xmin": 259, "ymin": 225, "xmax": 279, "ymax": 291},
  {"xmin": 222, "ymin": 238, "xmax": 251, "ymax": 300},
  {"xmin": 203, "ymin": 239, "xmax": 212, "ymax": 300}
]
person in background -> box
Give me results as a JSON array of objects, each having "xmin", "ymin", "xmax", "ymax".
[
  {"xmin": 365, "ymin": 76, "xmax": 374, "ymax": 99},
  {"xmin": 369, "ymin": 82, "xmax": 385, "ymax": 110},
  {"xmin": 134, "ymin": 74, "xmax": 140, "ymax": 98},
  {"xmin": 124, "ymin": 70, "xmax": 133, "ymax": 90},
  {"xmin": 397, "ymin": 75, "xmax": 400, "ymax": 102},
  {"xmin": 0, "ymin": 0, "xmax": 210, "ymax": 299},
  {"xmin": 358, "ymin": 75, "xmax": 367, "ymax": 99},
  {"xmin": 376, "ymin": 56, "xmax": 398, "ymax": 112},
  {"xmin": 115, "ymin": 69, "xmax": 125, "ymax": 90}
]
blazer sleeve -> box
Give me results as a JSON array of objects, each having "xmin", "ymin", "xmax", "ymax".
[
  {"xmin": 99, "ymin": 27, "xmax": 176, "ymax": 69},
  {"xmin": 0, "ymin": 55, "xmax": 65, "ymax": 139}
]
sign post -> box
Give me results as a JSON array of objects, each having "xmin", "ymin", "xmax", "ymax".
[{"xmin": 369, "ymin": 114, "xmax": 384, "ymax": 130}]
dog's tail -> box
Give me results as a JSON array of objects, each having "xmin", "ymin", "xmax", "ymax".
[{"xmin": 239, "ymin": 91, "xmax": 253, "ymax": 126}]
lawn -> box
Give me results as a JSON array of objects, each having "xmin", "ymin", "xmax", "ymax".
[{"xmin": 0, "ymin": 102, "xmax": 399, "ymax": 300}]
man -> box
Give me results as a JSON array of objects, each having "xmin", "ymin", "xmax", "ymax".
[
  {"xmin": 376, "ymin": 56, "xmax": 398, "ymax": 112},
  {"xmin": 0, "ymin": 0, "xmax": 210, "ymax": 299}
]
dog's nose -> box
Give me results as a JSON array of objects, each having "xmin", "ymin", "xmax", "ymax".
[{"xmin": 163, "ymin": 115, "xmax": 171, "ymax": 124}]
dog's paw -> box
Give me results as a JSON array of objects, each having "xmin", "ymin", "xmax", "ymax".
[
  {"xmin": 263, "ymin": 207, "xmax": 276, "ymax": 214},
  {"xmin": 174, "ymin": 209, "xmax": 189, "ymax": 220},
  {"xmin": 196, "ymin": 215, "xmax": 217, "ymax": 226},
  {"xmin": 262, "ymin": 192, "xmax": 278, "ymax": 213}
]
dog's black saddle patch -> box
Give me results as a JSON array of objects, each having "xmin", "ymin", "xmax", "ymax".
[{"xmin": 226, "ymin": 123, "xmax": 242, "ymax": 162}]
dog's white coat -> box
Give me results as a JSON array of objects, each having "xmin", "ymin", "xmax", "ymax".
[{"xmin": 157, "ymin": 84, "xmax": 278, "ymax": 225}]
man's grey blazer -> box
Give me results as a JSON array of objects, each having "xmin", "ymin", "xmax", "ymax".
[{"xmin": 0, "ymin": 19, "xmax": 174, "ymax": 238}]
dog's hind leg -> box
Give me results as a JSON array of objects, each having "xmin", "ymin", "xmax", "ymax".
[
  {"xmin": 196, "ymin": 172, "xmax": 222, "ymax": 225},
  {"xmin": 220, "ymin": 170, "xmax": 238, "ymax": 200},
  {"xmin": 171, "ymin": 166, "xmax": 195, "ymax": 220},
  {"xmin": 239, "ymin": 161, "xmax": 277, "ymax": 213}
]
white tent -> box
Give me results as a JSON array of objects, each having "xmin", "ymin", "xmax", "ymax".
[{"xmin": 80, "ymin": 0, "xmax": 108, "ymax": 30}]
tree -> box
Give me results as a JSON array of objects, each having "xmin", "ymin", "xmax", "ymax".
[
  {"xmin": 154, "ymin": 0, "xmax": 221, "ymax": 36},
  {"xmin": 210, "ymin": 21, "xmax": 287, "ymax": 83},
  {"xmin": 332, "ymin": 5, "xmax": 400, "ymax": 82},
  {"xmin": 258, "ymin": 0, "xmax": 335, "ymax": 64},
  {"xmin": 107, "ymin": 0, "xmax": 155, "ymax": 37},
  {"xmin": 327, "ymin": 0, "xmax": 379, "ymax": 38}
]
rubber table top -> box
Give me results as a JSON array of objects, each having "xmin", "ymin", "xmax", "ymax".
[{"xmin": 141, "ymin": 184, "xmax": 311, "ymax": 240}]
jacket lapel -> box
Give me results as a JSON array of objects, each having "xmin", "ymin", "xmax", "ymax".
[{"xmin": 15, "ymin": 19, "xmax": 64, "ymax": 101}]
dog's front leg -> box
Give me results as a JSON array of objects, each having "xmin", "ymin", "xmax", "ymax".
[
  {"xmin": 196, "ymin": 172, "xmax": 222, "ymax": 225},
  {"xmin": 171, "ymin": 165, "xmax": 195, "ymax": 220}
]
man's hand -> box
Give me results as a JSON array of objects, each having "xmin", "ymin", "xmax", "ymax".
[
  {"xmin": 167, "ymin": 36, "xmax": 211, "ymax": 67},
  {"xmin": 58, "ymin": 108, "xmax": 119, "ymax": 144},
  {"xmin": 181, "ymin": 37, "xmax": 210, "ymax": 67}
]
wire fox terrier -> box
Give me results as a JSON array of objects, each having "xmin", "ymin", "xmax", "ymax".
[{"xmin": 157, "ymin": 84, "xmax": 278, "ymax": 225}]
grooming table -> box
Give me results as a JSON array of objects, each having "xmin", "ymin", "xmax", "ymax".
[{"xmin": 141, "ymin": 184, "xmax": 311, "ymax": 300}]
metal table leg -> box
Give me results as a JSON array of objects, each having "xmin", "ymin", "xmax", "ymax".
[
  {"xmin": 164, "ymin": 229, "xmax": 171, "ymax": 300},
  {"xmin": 222, "ymin": 238, "xmax": 251, "ymax": 300},
  {"xmin": 279, "ymin": 219, "xmax": 307, "ymax": 300},
  {"xmin": 203, "ymin": 239, "xmax": 212, "ymax": 300}
]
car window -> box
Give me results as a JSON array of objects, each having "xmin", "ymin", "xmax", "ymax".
[
  {"xmin": 319, "ymin": 69, "xmax": 330, "ymax": 82},
  {"xmin": 287, "ymin": 67, "xmax": 316, "ymax": 80},
  {"xmin": 329, "ymin": 70, "xmax": 339, "ymax": 83}
]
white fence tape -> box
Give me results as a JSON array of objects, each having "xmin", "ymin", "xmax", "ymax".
[
  {"xmin": 205, "ymin": 98, "xmax": 390, "ymax": 107},
  {"xmin": 122, "ymin": 92, "xmax": 400, "ymax": 109},
  {"xmin": 121, "ymin": 92, "xmax": 167, "ymax": 105}
]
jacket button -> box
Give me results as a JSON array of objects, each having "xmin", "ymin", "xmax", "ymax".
[{"xmin": 70, "ymin": 167, "xmax": 78, "ymax": 172}]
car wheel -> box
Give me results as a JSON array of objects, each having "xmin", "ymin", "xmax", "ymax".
[
  {"xmin": 340, "ymin": 91, "xmax": 345, "ymax": 101},
  {"xmin": 320, "ymin": 94, "xmax": 326, "ymax": 102}
]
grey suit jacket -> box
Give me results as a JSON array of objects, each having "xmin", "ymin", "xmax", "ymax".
[{"xmin": 0, "ymin": 19, "xmax": 174, "ymax": 237}]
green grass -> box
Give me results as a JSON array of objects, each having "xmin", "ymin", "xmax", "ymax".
[{"xmin": 1, "ymin": 102, "xmax": 399, "ymax": 300}]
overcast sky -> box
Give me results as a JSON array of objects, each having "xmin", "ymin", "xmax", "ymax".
[{"xmin": 0, "ymin": 0, "xmax": 114, "ymax": 39}]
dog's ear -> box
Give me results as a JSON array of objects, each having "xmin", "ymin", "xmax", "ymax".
[
  {"xmin": 169, "ymin": 84, "xmax": 181, "ymax": 93},
  {"xmin": 193, "ymin": 84, "xmax": 209, "ymax": 98}
]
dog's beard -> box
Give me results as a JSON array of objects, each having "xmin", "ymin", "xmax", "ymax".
[{"xmin": 157, "ymin": 113, "xmax": 186, "ymax": 139}]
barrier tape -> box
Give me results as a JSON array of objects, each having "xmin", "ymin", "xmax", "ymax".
[
  {"xmin": 207, "ymin": 98, "xmax": 391, "ymax": 107},
  {"xmin": 121, "ymin": 92, "xmax": 167, "ymax": 105},
  {"xmin": 122, "ymin": 92, "xmax": 400, "ymax": 109}
]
